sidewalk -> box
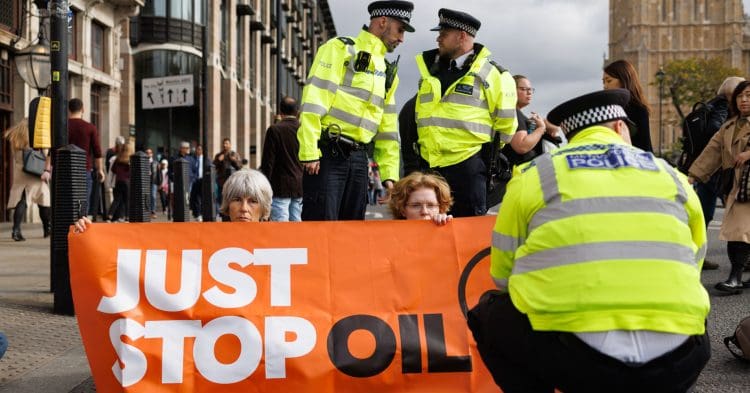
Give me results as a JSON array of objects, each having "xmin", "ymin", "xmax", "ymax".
[{"xmin": 0, "ymin": 208, "xmax": 748, "ymax": 392}]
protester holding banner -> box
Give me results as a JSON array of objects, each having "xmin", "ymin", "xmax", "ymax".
[
  {"xmin": 470, "ymin": 89, "xmax": 710, "ymax": 392},
  {"xmin": 219, "ymin": 169, "xmax": 273, "ymax": 222},
  {"xmin": 388, "ymin": 172, "xmax": 453, "ymax": 225}
]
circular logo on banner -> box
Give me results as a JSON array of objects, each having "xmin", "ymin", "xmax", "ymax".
[{"xmin": 457, "ymin": 247, "xmax": 491, "ymax": 319}]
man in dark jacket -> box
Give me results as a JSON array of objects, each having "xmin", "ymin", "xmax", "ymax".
[
  {"xmin": 261, "ymin": 96, "xmax": 303, "ymax": 221},
  {"xmin": 693, "ymin": 77, "xmax": 744, "ymax": 270}
]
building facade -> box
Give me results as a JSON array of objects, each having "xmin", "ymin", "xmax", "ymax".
[
  {"xmin": 1, "ymin": 0, "xmax": 336, "ymax": 221},
  {"xmin": 608, "ymin": 0, "xmax": 749, "ymax": 153},
  {"xmin": 127, "ymin": 0, "xmax": 336, "ymax": 166}
]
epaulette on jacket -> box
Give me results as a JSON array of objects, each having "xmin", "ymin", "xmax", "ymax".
[
  {"xmin": 336, "ymin": 36, "xmax": 355, "ymax": 45},
  {"xmin": 489, "ymin": 60, "xmax": 508, "ymax": 74}
]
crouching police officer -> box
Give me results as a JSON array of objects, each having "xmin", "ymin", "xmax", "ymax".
[
  {"xmin": 298, "ymin": 1, "xmax": 414, "ymax": 220},
  {"xmin": 468, "ymin": 89, "xmax": 711, "ymax": 393}
]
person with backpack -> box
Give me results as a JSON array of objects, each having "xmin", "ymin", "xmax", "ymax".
[{"xmin": 683, "ymin": 76, "xmax": 745, "ymax": 270}]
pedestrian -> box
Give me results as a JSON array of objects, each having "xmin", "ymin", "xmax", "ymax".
[
  {"xmin": 388, "ymin": 171, "xmax": 453, "ymax": 225},
  {"xmin": 503, "ymin": 75, "xmax": 562, "ymax": 165},
  {"xmin": 156, "ymin": 159, "xmax": 169, "ymax": 215},
  {"xmin": 67, "ymin": 98, "xmax": 104, "ymax": 217},
  {"xmin": 469, "ymin": 89, "xmax": 710, "ymax": 392},
  {"xmin": 414, "ymin": 8, "xmax": 517, "ymax": 217},
  {"xmin": 145, "ymin": 147, "xmax": 158, "ymax": 218},
  {"xmin": 603, "ymin": 59, "xmax": 653, "ymax": 152},
  {"xmin": 4, "ymin": 119, "xmax": 51, "ymax": 241},
  {"xmin": 297, "ymin": 0, "xmax": 415, "ymax": 220},
  {"xmin": 95, "ymin": 136, "xmax": 126, "ymax": 222},
  {"xmin": 214, "ymin": 138, "xmax": 241, "ymax": 215},
  {"xmin": 689, "ymin": 80, "xmax": 750, "ymax": 294},
  {"xmin": 260, "ymin": 96, "xmax": 304, "ymax": 222},
  {"xmin": 106, "ymin": 144, "xmax": 131, "ymax": 222},
  {"xmin": 190, "ymin": 144, "xmax": 204, "ymax": 221}
]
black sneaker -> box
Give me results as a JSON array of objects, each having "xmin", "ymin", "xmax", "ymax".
[{"xmin": 702, "ymin": 260, "xmax": 719, "ymax": 270}]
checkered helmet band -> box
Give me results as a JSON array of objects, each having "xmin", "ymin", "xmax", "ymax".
[
  {"xmin": 371, "ymin": 8, "xmax": 412, "ymax": 20},
  {"xmin": 440, "ymin": 16, "xmax": 478, "ymax": 36},
  {"xmin": 558, "ymin": 104, "xmax": 628, "ymax": 134}
]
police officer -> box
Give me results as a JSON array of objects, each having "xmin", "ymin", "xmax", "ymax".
[
  {"xmin": 298, "ymin": 1, "xmax": 413, "ymax": 220},
  {"xmin": 468, "ymin": 89, "xmax": 710, "ymax": 392},
  {"xmin": 413, "ymin": 8, "xmax": 517, "ymax": 217}
]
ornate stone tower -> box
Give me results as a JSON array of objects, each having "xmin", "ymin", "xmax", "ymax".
[{"xmin": 608, "ymin": 0, "xmax": 748, "ymax": 152}]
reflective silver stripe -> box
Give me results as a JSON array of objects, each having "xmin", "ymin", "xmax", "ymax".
[
  {"xmin": 419, "ymin": 117, "xmax": 493, "ymax": 136},
  {"xmin": 493, "ymin": 277, "xmax": 508, "ymax": 289},
  {"xmin": 420, "ymin": 93, "xmax": 434, "ymax": 103},
  {"xmin": 328, "ymin": 107, "xmax": 379, "ymax": 133},
  {"xmin": 476, "ymin": 60, "xmax": 494, "ymax": 81},
  {"xmin": 340, "ymin": 85, "xmax": 385, "ymax": 108},
  {"xmin": 529, "ymin": 197, "xmax": 690, "ymax": 233},
  {"xmin": 301, "ymin": 103, "xmax": 328, "ymax": 117},
  {"xmin": 696, "ymin": 244, "xmax": 707, "ymax": 264},
  {"xmin": 498, "ymin": 132, "xmax": 514, "ymax": 143},
  {"xmin": 384, "ymin": 104, "xmax": 398, "ymax": 114},
  {"xmin": 307, "ymin": 76, "xmax": 338, "ymax": 94},
  {"xmin": 493, "ymin": 108, "xmax": 517, "ymax": 119},
  {"xmin": 512, "ymin": 241, "xmax": 698, "ymax": 275},
  {"xmin": 442, "ymin": 93, "xmax": 488, "ymax": 109},
  {"xmin": 493, "ymin": 231, "xmax": 524, "ymax": 253},
  {"xmin": 660, "ymin": 160, "xmax": 688, "ymax": 204},
  {"xmin": 373, "ymin": 132, "xmax": 400, "ymax": 142},
  {"xmin": 535, "ymin": 155, "xmax": 560, "ymax": 204},
  {"xmin": 342, "ymin": 44, "xmax": 357, "ymax": 87}
]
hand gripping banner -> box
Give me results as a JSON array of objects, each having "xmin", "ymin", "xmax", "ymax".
[{"xmin": 68, "ymin": 217, "xmax": 499, "ymax": 392}]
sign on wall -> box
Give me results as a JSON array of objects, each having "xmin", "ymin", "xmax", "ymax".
[{"xmin": 141, "ymin": 75, "xmax": 194, "ymax": 109}]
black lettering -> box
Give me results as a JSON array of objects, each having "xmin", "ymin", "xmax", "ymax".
[
  {"xmin": 424, "ymin": 314, "xmax": 472, "ymax": 373},
  {"xmin": 398, "ymin": 314, "xmax": 422, "ymax": 373},
  {"xmin": 327, "ymin": 314, "xmax": 396, "ymax": 378}
]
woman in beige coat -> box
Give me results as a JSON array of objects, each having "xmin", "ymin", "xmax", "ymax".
[
  {"xmin": 4, "ymin": 119, "xmax": 51, "ymax": 241},
  {"xmin": 689, "ymin": 80, "xmax": 750, "ymax": 294}
]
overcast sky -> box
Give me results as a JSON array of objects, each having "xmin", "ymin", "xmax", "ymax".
[{"xmin": 327, "ymin": 0, "xmax": 750, "ymax": 116}]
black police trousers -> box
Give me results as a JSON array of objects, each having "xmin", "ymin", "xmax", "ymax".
[
  {"xmin": 433, "ymin": 152, "xmax": 487, "ymax": 217},
  {"xmin": 301, "ymin": 140, "xmax": 368, "ymax": 221},
  {"xmin": 467, "ymin": 291, "xmax": 710, "ymax": 393}
]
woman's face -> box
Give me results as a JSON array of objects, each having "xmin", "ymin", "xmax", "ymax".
[
  {"xmin": 602, "ymin": 72, "xmax": 622, "ymax": 90},
  {"xmin": 228, "ymin": 195, "xmax": 262, "ymax": 222},
  {"xmin": 736, "ymin": 86, "xmax": 750, "ymax": 117},
  {"xmin": 402, "ymin": 187, "xmax": 441, "ymax": 220}
]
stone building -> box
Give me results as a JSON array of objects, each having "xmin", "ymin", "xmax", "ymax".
[{"xmin": 608, "ymin": 0, "xmax": 748, "ymax": 153}]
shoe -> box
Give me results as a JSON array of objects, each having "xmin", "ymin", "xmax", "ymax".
[
  {"xmin": 743, "ymin": 279, "xmax": 750, "ymax": 289},
  {"xmin": 702, "ymin": 260, "xmax": 719, "ymax": 270},
  {"xmin": 715, "ymin": 280, "xmax": 743, "ymax": 294},
  {"xmin": 11, "ymin": 229, "xmax": 25, "ymax": 242},
  {"xmin": 43, "ymin": 225, "xmax": 51, "ymax": 238}
]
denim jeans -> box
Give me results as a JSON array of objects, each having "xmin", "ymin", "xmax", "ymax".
[
  {"xmin": 271, "ymin": 197, "xmax": 303, "ymax": 222},
  {"xmin": 695, "ymin": 172, "xmax": 719, "ymax": 226},
  {"xmin": 150, "ymin": 184, "xmax": 158, "ymax": 213}
]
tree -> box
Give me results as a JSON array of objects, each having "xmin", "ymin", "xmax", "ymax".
[{"xmin": 661, "ymin": 57, "xmax": 743, "ymax": 120}]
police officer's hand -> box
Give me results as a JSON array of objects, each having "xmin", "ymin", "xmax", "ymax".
[{"xmin": 303, "ymin": 161, "xmax": 320, "ymax": 175}]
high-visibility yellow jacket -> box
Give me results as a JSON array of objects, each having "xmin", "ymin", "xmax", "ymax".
[
  {"xmin": 491, "ymin": 126, "xmax": 710, "ymax": 335},
  {"xmin": 414, "ymin": 45, "xmax": 517, "ymax": 168},
  {"xmin": 297, "ymin": 29, "xmax": 400, "ymax": 181}
]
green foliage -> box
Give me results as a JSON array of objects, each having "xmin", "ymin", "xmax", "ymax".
[{"xmin": 659, "ymin": 57, "xmax": 743, "ymax": 120}]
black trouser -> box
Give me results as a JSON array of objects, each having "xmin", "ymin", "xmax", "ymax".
[
  {"xmin": 108, "ymin": 181, "xmax": 129, "ymax": 221},
  {"xmin": 302, "ymin": 140, "xmax": 368, "ymax": 221},
  {"xmin": 12, "ymin": 190, "xmax": 50, "ymax": 233},
  {"xmin": 190, "ymin": 178, "xmax": 203, "ymax": 218},
  {"xmin": 467, "ymin": 291, "xmax": 711, "ymax": 393},
  {"xmin": 433, "ymin": 152, "xmax": 487, "ymax": 217}
]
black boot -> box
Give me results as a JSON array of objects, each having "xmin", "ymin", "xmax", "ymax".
[
  {"xmin": 715, "ymin": 264, "xmax": 744, "ymax": 294},
  {"xmin": 39, "ymin": 206, "xmax": 51, "ymax": 238},
  {"xmin": 11, "ymin": 228, "xmax": 25, "ymax": 241},
  {"xmin": 11, "ymin": 196, "xmax": 27, "ymax": 242}
]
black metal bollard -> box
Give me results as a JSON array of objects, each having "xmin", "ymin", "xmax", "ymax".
[
  {"xmin": 128, "ymin": 151, "xmax": 151, "ymax": 222},
  {"xmin": 172, "ymin": 158, "xmax": 191, "ymax": 222},
  {"xmin": 202, "ymin": 164, "xmax": 217, "ymax": 222},
  {"xmin": 52, "ymin": 144, "xmax": 87, "ymax": 315}
]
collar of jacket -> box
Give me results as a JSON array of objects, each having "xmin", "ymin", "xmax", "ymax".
[
  {"xmin": 356, "ymin": 28, "xmax": 387, "ymax": 56},
  {"xmin": 566, "ymin": 125, "xmax": 631, "ymax": 147},
  {"xmin": 420, "ymin": 43, "xmax": 489, "ymax": 76}
]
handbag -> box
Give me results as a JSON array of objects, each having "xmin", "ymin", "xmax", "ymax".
[
  {"xmin": 22, "ymin": 148, "xmax": 46, "ymax": 176},
  {"xmin": 736, "ymin": 162, "xmax": 750, "ymax": 203},
  {"xmin": 724, "ymin": 315, "xmax": 750, "ymax": 361}
]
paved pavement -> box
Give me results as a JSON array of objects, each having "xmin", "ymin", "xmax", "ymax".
[{"xmin": 0, "ymin": 206, "xmax": 749, "ymax": 392}]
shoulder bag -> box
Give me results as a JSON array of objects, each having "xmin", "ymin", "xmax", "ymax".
[{"xmin": 22, "ymin": 148, "xmax": 46, "ymax": 176}]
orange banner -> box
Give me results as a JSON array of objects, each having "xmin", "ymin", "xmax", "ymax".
[{"xmin": 69, "ymin": 216, "xmax": 499, "ymax": 392}]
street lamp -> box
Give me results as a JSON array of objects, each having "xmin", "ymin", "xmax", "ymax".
[
  {"xmin": 655, "ymin": 67, "xmax": 665, "ymax": 155},
  {"xmin": 15, "ymin": 0, "xmax": 51, "ymax": 96}
]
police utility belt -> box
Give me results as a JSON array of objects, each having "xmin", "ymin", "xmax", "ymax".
[{"xmin": 320, "ymin": 124, "xmax": 368, "ymax": 154}]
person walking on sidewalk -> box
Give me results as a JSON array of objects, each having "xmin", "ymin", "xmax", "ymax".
[{"xmin": 4, "ymin": 118, "xmax": 51, "ymax": 241}]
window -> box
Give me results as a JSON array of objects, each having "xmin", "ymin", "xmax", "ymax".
[
  {"xmin": 90, "ymin": 85, "xmax": 102, "ymax": 130},
  {"xmin": 194, "ymin": 0, "xmax": 203, "ymax": 24},
  {"xmin": 68, "ymin": 9, "xmax": 77, "ymax": 60},
  {"xmin": 170, "ymin": 0, "xmax": 192, "ymax": 21},
  {"xmin": 0, "ymin": 0, "xmax": 16, "ymax": 30},
  {"xmin": 236, "ymin": 17, "xmax": 244, "ymax": 80},
  {"xmin": 92, "ymin": 21, "xmax": 106, "ymax": 70},
  {"xmin": 0, "ymin": 57, "xmax": 12, "ymax": 109},
  {"xmin": 143, "ymin": 0, "xmax": 167, "ymax": 17}
]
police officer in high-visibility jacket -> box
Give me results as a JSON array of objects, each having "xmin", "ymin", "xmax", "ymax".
[
  {"xmin": 298, "ymin": 1, "xmax": 413, "ymax": 220},
  {"xmin": 468, "ymin": 89, "xmax": 711, "ymax": 393},
  {"xmin": 414, "ymin": 9, "xmax": 517, "ymax": 217}
]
